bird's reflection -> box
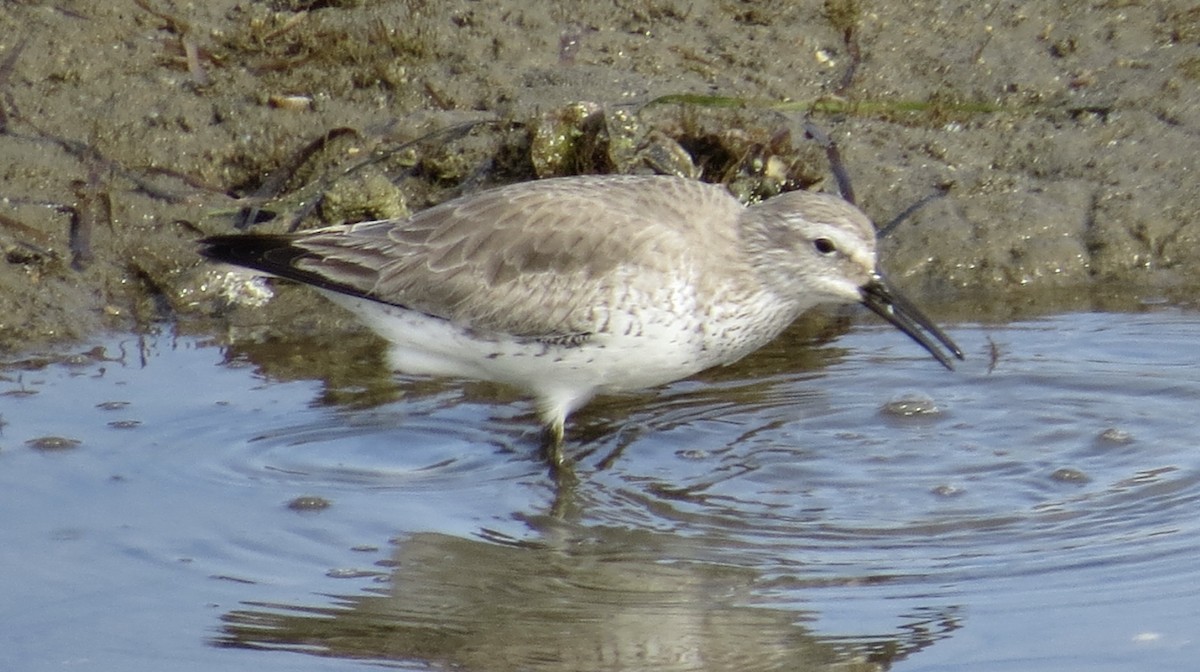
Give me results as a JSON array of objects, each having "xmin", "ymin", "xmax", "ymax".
[{"xmin": 215, "ymin": 527, "xmax": 958, "ymax": 671}]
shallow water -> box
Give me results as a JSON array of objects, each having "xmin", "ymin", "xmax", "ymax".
[{"xmin": 1, "ymin": 308, "xmax": 1198, "ymax": 671}]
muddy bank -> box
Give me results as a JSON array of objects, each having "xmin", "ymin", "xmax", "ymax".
[{"xmin": 0, "ymin": 0, "xmax": 1197, "ymax": 351}]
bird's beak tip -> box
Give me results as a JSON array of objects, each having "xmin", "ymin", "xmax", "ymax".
[{"xmin": 859, "ymin": 276, "xmax": 962, "ymax": 369}]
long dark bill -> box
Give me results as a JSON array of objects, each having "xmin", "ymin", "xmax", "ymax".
[{"xmin": 859, "ymin": 273, "xmax": 963, "ymax": 370}]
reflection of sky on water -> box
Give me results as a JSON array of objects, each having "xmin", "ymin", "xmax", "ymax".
[{"xmin": 1, "ymin": 310, "xmax": 1198, "ymax": 670}]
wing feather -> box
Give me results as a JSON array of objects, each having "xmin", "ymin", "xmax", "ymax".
[{"xmin": 203, "ymin": 175, "xmax": 748, "ymax": 338}]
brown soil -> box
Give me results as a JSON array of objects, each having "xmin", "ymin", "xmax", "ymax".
[{"xmin": 0, "ymin": 0, "xmax": 1197, "ymax": 351}]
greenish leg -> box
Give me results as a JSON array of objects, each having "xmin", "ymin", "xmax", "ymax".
[
  {"xmin": 541, "ymin": 418, "xmax": 579, "ymax": 509},
  {"xmin": 541, "ymin": 418, "xmax": 566, "ymax": 470}
]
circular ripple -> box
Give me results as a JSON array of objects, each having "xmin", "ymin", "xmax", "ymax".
[{"xmin": 569, "ymin": 313, "xmax": 1200, "ymax": 606}]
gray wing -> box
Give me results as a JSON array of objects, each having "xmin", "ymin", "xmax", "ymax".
[{"xmin": 250, "ymin": 175, "xmax": 745, "ymax": 338}]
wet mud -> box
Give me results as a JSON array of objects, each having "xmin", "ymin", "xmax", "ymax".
[{"xmin": 0, "ymin": 0, "xmax": 1197, "ymax": 350}]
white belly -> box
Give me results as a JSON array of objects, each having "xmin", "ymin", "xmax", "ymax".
[
  {"xmin": 324, "ymin": 291, "xmax": 715, "ymax": 397},
  {"xmin": 318, "ymin": 272, "xmax": 801, "ymax": 424}
]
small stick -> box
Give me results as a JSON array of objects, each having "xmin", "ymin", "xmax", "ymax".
[{"xmin": 803, "ymin": 121, "xmax": 856, "ymax": 205}]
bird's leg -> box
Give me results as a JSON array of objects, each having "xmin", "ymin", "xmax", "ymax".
[
  {"xmin": 540, "ymin": 418, "xmax": 579, "ymax": 491},
  {"xmin": 540, "ymin": 418, "xmax": 567, "ymax": 470}
]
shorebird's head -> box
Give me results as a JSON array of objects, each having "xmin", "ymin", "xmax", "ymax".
[{"xmin": 744, "ymin": 190, "xmax": 962, "ymax": 369}]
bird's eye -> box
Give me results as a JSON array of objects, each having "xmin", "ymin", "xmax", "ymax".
[{"xmin": 813, "ymin": 238, "xmax": 837, "ymax": 255}]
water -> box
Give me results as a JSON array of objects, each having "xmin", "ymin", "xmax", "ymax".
[{"xmin": 1, "ymin": 308, "xmax": 1197, "ymax": 671}]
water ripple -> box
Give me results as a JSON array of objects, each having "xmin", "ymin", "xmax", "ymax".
[{"xmin": 568, "ymin": 311, "xmax": 1200, "ymax": 602}]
